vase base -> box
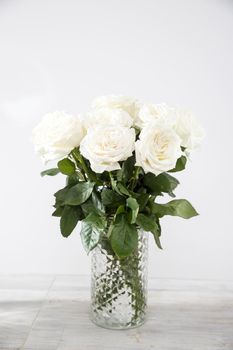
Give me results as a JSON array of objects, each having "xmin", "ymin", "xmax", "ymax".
[{"xmin": 90, "ymin": 314, "xmax": 146, "ymax": 330}]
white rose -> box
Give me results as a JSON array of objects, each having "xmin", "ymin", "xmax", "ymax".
[
  {"xmin": 80, "ymin": 126, "xmax": 136, "ymax": 173},
  {"xmin": 83, "ymin": 107, "xmax": 133, "ymax": 129},
  {"xmin": 136, "ymin": 103, "xmax": 174, "ymax": 129},
  {"xmin": 32, "ymin": 111, "xmax": 85, "ymax": 163},
  {"xmin": 135, "ymin": 123, "xmax": 182, "ymax": 175},
  {"xmin": 91, "ymin": 95, "xmax": 140, "ymax": 123},
  {"xmin": 173, "ymin": 109, "xmax": 205, "ymax": 152}
]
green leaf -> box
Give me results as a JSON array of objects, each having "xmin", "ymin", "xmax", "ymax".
[
  {"xmin": 151, "ymin": 199, "xmax": 199, "ymax": 219},
  {"xmin": 136, "ymin": 213, "xmax": 162, "ymax": 249},
  {"xmin": 158, "ymin": 173, "xmax": 179, "ymax": 193},
  {"xmin": 115, "ymin": 205, "xmax": 126, "ymax": 216},
  {"xmin": 110, "ymin": 214, "xmax": 138, "ymax": 258},
  {"xmin": 80, "ymin": 221, "xmax": 101, "ymax": 254},
  {"xmin": 41, "ymin": 168, "xmax": 60, "ymax": 177},
  {"xmin": 143, "ymin": 172, "xmax": 179, "ymax": 197},
  {"xmin": 83, "ymin": 212, "xmax": 106, "ymax": 230},
  {"xmin": 81, "ymin": 198, "xmax": 96, "ymax": 215},
  {"xmin": 66, "ymin": 173, "xmax": 80, "ymax": 186},
  {"xmin": 64, "ymin": 182, "xmax": 94, "ymax": 206},
  {"xmin": 156, "ymin": 217, "xmax": 162, "ymax": 237},
  {"xmin": 81, "ymin": 196, "xmax": 104, "ymax": 217},
  {"xmin": 126, "ymin": 197, "xmax": 139, "ymax": 224},
  {"xmin": 80, "ymin": 210, "xmax": 106, "ymax": 253},
  {"xmin": 135, "ymin": 193, "xmax": 150, "ymax": 211},
  {"xmin": 118, "ymin": 183, "xmax": 130, "ymax": 196},
  {"xmin": 91, "ymin": 191, "xmax": 105, "ymax": 213},
  {"xmin": 101, "ymin": 189, "xmax": 125, "ymax": 207},
  {"xmin": 54, "ymin": 186, "xmax": 71, "ymax": 207},
  {"xmin": 117, "ymin": 156, "xmax": 135, "ymax": 183},
  {"xmin": 57, "ymin": 158, "xmax": 76, "ymax": 175},
  {"xmin": 169, "ymin": 156, "xmax": 187, "ymax": 173},
  {"xmin": 152, "ymin": 232, "xmax": 162, "ymax": 249},
  {"xmin": 60, "ymin": 205, "xmax": 81, "ymax": 237},
  {"xmin": 136, "ymin": 213, "xmax": 158, "ymax": 232},
  {"xmin": 52, "ymin": 207, "xmax": 64, "ymax": 217},
  {"xmin": 109, "ymin": 172, "xmax": 130, "ymax": 196},
  {"xmin": 152, "ymin": 231, "xmax": 162, "ymax": 249}
]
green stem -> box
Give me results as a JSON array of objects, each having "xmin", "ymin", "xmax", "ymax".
[
  {"xmin": 130, "ymin": 166, "xmax": 140, "ymax": 190},
  {"xmin": 93, "ymin": 237, "xmax": 146, "ymax": 327},
  {"xmin": 120, "ymin": 249, "xmax": 145, "ymax": 323},
  {"xmin": 71, "ymin": 151, "xmax": 87, "ymax": 181},
  {"xmin": 71, "ymin": 148, "xmax": 99, "ymax": 183}
]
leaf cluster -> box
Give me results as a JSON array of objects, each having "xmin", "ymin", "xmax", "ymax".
[{"xmin": 41, "ymin": 149, "xmax": 198, "ymax": 258}]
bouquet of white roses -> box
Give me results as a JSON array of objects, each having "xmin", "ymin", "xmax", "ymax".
[{"xmin": 32, "ymin": 95, "xmax": 204, "ymax": 258}]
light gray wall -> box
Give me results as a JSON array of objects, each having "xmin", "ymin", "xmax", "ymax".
[{"xmin": 0, "ymin": 0, "xmax": 232, "ymax": 279}]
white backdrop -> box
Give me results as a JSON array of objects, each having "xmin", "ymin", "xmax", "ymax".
[{"xmin": 0, "ymin": 0, "xmax": 232, "ymax": 280}]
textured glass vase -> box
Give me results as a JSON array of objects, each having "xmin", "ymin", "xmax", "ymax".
[{"xmin": 91, "ymin": 230, "xmax": 148, "ymax": 329}]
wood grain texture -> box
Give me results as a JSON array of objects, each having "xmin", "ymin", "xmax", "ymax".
[{"xmin": 0, "ymin": 276, "xmax": 232, "ymax": 350}]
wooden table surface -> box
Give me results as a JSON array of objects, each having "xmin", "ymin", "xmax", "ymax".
[{"xmin": 0, "ymin": 275, "xmax": 232, "ymax": 350}]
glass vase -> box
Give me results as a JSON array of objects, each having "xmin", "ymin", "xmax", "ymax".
[{"xmin": 90, "ymin": 230, "xmax": 148, "ymax": 329}]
